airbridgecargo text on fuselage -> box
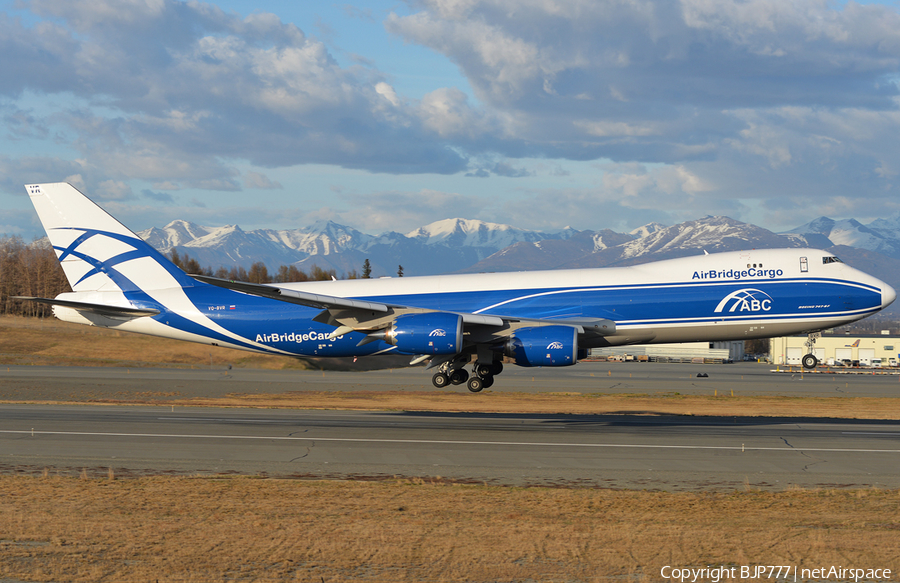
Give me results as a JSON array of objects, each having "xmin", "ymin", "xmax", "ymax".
[
  {"xmin": 692, "ymin": 268, "xmax": 784, "ymax": 280},
  {"xmin": 256, "ymin": 331, "xmax": 343, "ymax": 343}
]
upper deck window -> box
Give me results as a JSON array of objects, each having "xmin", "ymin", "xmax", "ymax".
[{"xmin": 823, "ymin": 256, "xmax": 843, "ymax": 264}]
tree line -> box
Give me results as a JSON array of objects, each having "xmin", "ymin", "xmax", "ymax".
[
  {"xmin": 170, "ymin": 252, "xmax": 403, "ymax": 282},
  {"xmin": 167, "ymin": 249, "xmax": 341, "ymax": 284},
  {"xmin": 0, "ymin": 235, "xmax": 388, "ymax": 317},
  {"xmin": 0, "ymin": 236, "xmax": 70, "ymax": 317}
]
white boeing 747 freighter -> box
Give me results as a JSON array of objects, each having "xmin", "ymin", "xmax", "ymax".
[{"xmin": 17, "ymin": 183, "xmax": 896, "ymax": 391}]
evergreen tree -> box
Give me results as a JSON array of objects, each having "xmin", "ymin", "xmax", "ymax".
[
  {"xmin": 362, "ymin": 258, "xmax": 372, "ymax": 279},
  {"xmin": 397, "ymin": 265, "xmax": 404, "ymax": 277}
]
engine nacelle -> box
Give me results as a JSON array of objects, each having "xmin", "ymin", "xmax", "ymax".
[
  {"xmin": 505, "ymin": 325, "xmax": 579, "ymax": 367},
  {"xmin": 383, "ymin": 312, "xmax": 463, "ymax": 355}
]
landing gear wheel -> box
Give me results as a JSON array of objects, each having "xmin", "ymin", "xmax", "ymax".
[
  {"xmin": 491, "ymin": 360, "xmax": 503, "ymax": 375},
  {"xmin": 802, "ymin": 354, "xmax": 818, "ymax": 369},
  {"xmin": 475, "ymin": 363, "xmax": 494, "ymax": 378},
  {"xmin": 432, "ymin": 372, "xmax": 450, "ymax": 388},
  {"xmin": 466, "ymin": 376, "xmax": 484, "ymax": 393},
  {"xmin": 449, "ymin": 369, "xmax": 469, "ymax": 385},
  {"xmin": 481, "ymin": 375, "xmax": 494, "ymax": 389}
]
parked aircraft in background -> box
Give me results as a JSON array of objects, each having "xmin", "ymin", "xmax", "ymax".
[{"xmin": 18, "ymin": 183, "xmax": 896, "ymax": 391}]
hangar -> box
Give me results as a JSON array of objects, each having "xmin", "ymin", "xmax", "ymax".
[
  {"xmin": 769, "ymin": 333, "xmax": 900, "ymax": 367},
  {"xmin": 590, "ymin": 341, "xmax": 745, "ymax": 363}
]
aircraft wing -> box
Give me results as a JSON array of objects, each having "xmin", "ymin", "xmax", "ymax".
[
  {"xmin": 190, "ymin": 274, "xmax": 396, "ymax": 313},
  {"xmin": 189, "ymin": 274, "xmax": 614, "ymax": 337}
]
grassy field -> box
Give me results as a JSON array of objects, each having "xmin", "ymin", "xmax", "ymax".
[
  {"xmin": 174, "ymin": 390, "xmax": 900, "ymax": 419},
  {"xmin": 2, "ymin": 475, "xmax": 899, "ymax": 583},
  {"xmin": 0, "ymin": 314, "xmax": 308, "ymax": 369},
  {"xmin": 0, "ymin": 314, "xmax": 417, "ymax": 371}
]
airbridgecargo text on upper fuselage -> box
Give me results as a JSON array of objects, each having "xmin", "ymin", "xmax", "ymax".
[{"xmin": 692, "ymin": 268, "xmax": 784, "ymax": 280}]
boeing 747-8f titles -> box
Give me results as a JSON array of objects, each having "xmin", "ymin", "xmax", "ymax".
[{"xmin": 17, "ymin": 183, "xmax": 897, "ymax": 391}]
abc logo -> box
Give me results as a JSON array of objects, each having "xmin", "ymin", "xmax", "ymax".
[{"xmin": 714, "ymin": 289, "xmax": 773, "ymax": 313}]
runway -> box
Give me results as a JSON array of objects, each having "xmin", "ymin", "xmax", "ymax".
[
  {"xmin": 2, "ymin": 403, "xmax": 899, "ymax": 491},
  {"xmin": 2, "ymin": 362, "xmax": 899, "ymax": 491},
  {"xmin": 3, "ymin": 360, "xmax": 900, "ymax": 401}
]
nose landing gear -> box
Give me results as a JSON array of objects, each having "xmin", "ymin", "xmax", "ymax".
[
  {"xmin": 801, "ymin": 353, "xmax": 818, "ymax": 369},
  {"xmin": 802, "ymin": 332, "xmax": 821, "ymax": 369}
]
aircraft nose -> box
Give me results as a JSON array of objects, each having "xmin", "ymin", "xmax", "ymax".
[{"xmin": 884, "ymin": 283, "xmax": 897, "ymax": 309}]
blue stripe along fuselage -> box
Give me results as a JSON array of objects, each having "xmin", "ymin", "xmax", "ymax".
[{"xmin": 137, "ymin": 276, "xmax": 883, "ymax": 357}]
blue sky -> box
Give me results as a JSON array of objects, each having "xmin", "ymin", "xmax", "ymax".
[{"xmin": 3, "ymin": 0, "xmax": 900, "ymax": 240}]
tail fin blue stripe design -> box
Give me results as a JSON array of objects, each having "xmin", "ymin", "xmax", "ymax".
[{"xmin": 52, "ymin": 227, "xmax": 198, "ymax": 291}]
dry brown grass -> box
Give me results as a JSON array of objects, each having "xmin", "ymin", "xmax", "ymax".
[
  {"xmin": 1, "ymin": 475, "xmax": 898, "ymax": 583},
  {"xmin": 175, "ymin": 390, "xmax": 900, "ymax": 419},
  {"xmin": 0, "ymin": 315, "xmax": 310, "ymax": 369}
]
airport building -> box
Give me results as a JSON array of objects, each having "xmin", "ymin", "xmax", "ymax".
[
  {"xmin": 590, "ymin": 341, "xmax": 745, "ymax": 363},
  {"xmin": 769, "ymin": 333, "xmax": 900, "ymax": 367}
]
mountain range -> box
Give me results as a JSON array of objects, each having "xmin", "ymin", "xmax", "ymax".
[{"xmin": 137, "ymin": 212, "xmax": 900, "ymax": 315}]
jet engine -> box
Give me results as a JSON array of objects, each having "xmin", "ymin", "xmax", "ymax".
[
  {"xmin": 505, "ymin": 325, "xmax": 579, "ymax": 367},
  {"xmin": 381, "ymin": 312, "xmax": 463, "ymax": 355}
]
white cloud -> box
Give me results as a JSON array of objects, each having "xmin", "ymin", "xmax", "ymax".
[
  {"xmin": 601, "ymin": 163, "xmax": 714, "ymax": 207},
  {"xmin": 417, "ymin": 88, "xmax": 483, "ymax": 138},
  {"xmin": 387, "ymin": 0, "xmax": 900, "ymax": 154},
  {"xmin": 3, "ymin": 0, "xmax": 900, "ymax": 235},
  {"xmin": 375, "ymin": 82, "xmax": 401, "ymax": 107},
  {"xmin": 244, "ymin": 171, "xmax": 283, "ymax": 190},
  {"xmin": 0, "ymin": 0, "xmax": 471, "ymax": 189},
  {"xmin": 576, "ymin": 120, "xmax": 660, "ymax": 138},
  {"xmin": 95, "ymin": 179, "xmax": 134, "ymax": 200}
]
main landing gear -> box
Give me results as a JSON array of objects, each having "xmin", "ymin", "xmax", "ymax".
[{"xmin": 432, "ymin": 359, "xmax": 503, "ymax": 392}]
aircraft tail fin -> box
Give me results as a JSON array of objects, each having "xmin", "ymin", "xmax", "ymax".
[{"xmin": 25, "ymin": 183, "xmax": 196, "ymax": 293}]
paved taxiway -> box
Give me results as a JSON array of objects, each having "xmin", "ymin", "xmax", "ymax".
[{"xmin": 1, "ymin": 362, "xmax": 899, "ymax": 491}]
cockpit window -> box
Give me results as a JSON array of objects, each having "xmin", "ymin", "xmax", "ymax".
[{"xmin": 823, "ymin": 256, "xmax": 843, "ymax": 264}]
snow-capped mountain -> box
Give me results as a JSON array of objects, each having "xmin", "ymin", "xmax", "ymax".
[
  {"xmin": 406, "ymin": 218, "xmax": 556, "ymax": 256},
  {"xmin": 260, "ymin": 220, "xmax": 373, "ymax": 256},
  {"xmin": 615, "ymin": 216, "xmax": 791, "ymax": 261},
  {"xmin": 628, "ymin": 222, "xmax": 666, "ymax": 239},
  {"xmin": 138, "ymin": 217, "xmax": 576, "ymax": 276},
  {"xmin": 139, "ymin": 220, "xmax": 211, "ymax": 249},
  {"xmin": 465, "ymin": 216, "xmax": 801, "ymax": 272},
  {"xmin": 138, "ymin": 223, "xmax": 305, "ymax": 269},
  {"xmin": 783, "ymin": 215, "xmax": 900, "ymax": 259},
  {"xmin": 868, "ymin": 214, "xmax": 900, "ymax": 239}
]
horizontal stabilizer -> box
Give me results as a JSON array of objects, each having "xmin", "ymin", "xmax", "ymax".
[{"xmin": 13, "ymin": 296, "xmax": 160, "ymax": 318}]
